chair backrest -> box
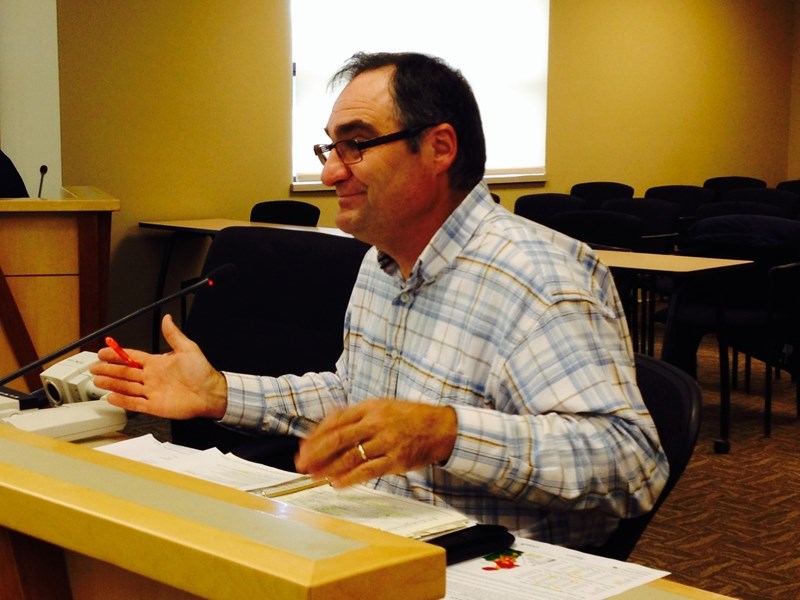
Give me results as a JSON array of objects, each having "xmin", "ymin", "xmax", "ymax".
[
  {"xmin": 0, "ymin": 149, "xmax": 29, "ymax": 198},
  {"xmin": 702, "ymin": 176, "xmax": 766, "ymax": 200},
  {"xmin": 249, "ymin": 200, "xmax": 321, "ymax": 226},
  {"xmin": 570, "ymin": 181, "xmax": 634, "ymax": 208},
  {"xmin": 549, "ymin": 209, "xmax": 645, "ymax": 251},
  {"xmin": 720, "ymin": 188, "xmax": 799, "ymax": 218},
  {"xmin": 644, "ymin": 184, "xmax": 714, "ymax": 217},
  {"xmin": 600, "ymin": 197, "xmax": 682, "ymax": 235},
  {"xmin": 171, "ymin": 226, "xmax": 370, "ymax": 464},
  {"xmin": 586, "ymin": 353, "xmax": 702, "ymax": 561},
  {"xmin": 695, "ymin": 200, "xmax": 789, "ymax": 220},
  {"xmin": 513, "ymin": 193, "xmax": 586, "ymax": 226},
  {"xmin": 776, "ymin": 179, "xmax": 800, "ymax": 196}
]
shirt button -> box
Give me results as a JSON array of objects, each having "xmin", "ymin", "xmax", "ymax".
[
  {"xmin": 390, "ymin": 350, "xmax": 399, "ymax": 360},
  {"xmin": 400, "ymin": 292, "xmax": 411, "ymax": 303}
]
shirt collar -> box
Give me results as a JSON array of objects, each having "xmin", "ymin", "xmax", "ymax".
[{"xmin": 377, "ymin": 181, "xmax": 495, "ymax": 285}]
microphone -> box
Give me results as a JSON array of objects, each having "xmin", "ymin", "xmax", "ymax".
[
  {"xmin": 37, "ymin": 165, "xmax": 48, "ymax": 197},
  {"xmin": 0, "ymin": 263, "xmax": 238, "ymax": 390}
]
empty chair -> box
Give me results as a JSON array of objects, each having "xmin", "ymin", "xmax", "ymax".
[
  {"xmin": 601, "ymin": 197, "xmax": 681, "ymax": 254},
  {"xmin": 777, "ymin": 179, "xmax": 800, "ymax": 196},
  {"xmin": 514, "ymin": 193, "xmax": 586, "ymax": 227},
  {"xmin": 720, "ymin": 188, "xmax": 799, "ymax": 218},
  {"xmin": 570, "ymin": 181, "xmax": 634, "ymax": 208},
  {"xmin": 703, "ymin": 176, "xmax": 766, "ymax": 201},
  {"xmin": 582, "ymin": 353, "xmax": 702, "ymax": 561},
  {"xmin": 250, "ymin": 200, "xmax": 321, "ymax": 226},
  {"xmin": 549, "ymin": 209, "xmax": 645, "ymax": 251},
  {"xmin": 644, "ymin": 184, "xmax": 714, "ymax": 218},
  {"xmin": 695, "ymin": 200, "xmax": 789, "ymax": 220}
]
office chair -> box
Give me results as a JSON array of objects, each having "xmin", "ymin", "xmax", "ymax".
[
  {"xmin": 702, "ymin": 176, "xmax": 766, "ymax": 201},
  {"xmin": 695, "ymin": 200, "xmax": 790, "ymax": 220},
  {"xmin": 582, "ymin": 353, "xmax": 702, "ymax": 562},
  {"xmin": 569, "ymin": 181, "xmax": 634, "ymax": 209},
  {"xmin": 600, "ymin": 197, "xmax": 681, "ymax": 254},
  {"xmin": 644, "ymin": 185, "xmax": 714, "ymax": 217},
  {"xmin": 548, "ymin": 209, "xmax": 645, "ymax": 251},
  {"xmin": 667, "ymin": 215, "xmax": 800, "ymax": 446},
  {"xmin": 719, "ymin": 188, "xmax": 799, "ymax": 219},
  {"xmin": 249, "ymin": 199, "xmax": 321, "ymax": 226},
  {"xmin": 172, "ymin": 225, "xmax": 370, "ymax": 470},
  {"xmin": 0, "ymin": 149, "xmax": 29, "ymax": 198},
  {"xmin": 776, "ymin": 179, "xmax": 800, "ymax": 196},
  {"xmin": 513, "ymin": 193, "xmax": 586, "ymax": 228}
]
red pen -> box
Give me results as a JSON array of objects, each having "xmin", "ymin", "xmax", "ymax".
[{"xmin": 104, "ymin": 336, "xmax": 142, "ymax": 369}]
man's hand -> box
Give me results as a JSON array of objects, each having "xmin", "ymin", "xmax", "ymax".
[
  {"xmin": 294, "ymin": 399, "xmax": 457, "ymax": 488},
  {"xmin": 89, "ymin": 314, "xmax": 228, "ymax": 420}
]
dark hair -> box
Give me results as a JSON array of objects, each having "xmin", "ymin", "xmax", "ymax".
[{"xmin": 330, "ymin": 52, "xmax": 486, "ymax": 192}]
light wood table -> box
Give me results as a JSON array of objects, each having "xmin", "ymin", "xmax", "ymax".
[
  {"xmin": 1, "ymin": 187, "xmax": 119, "ymax": 392},
  {"xmin": 1, "ymin": 424, "xmax": 736, "ymax": 600},
  {"xmin": 597, "ymin": 249, "xmax": 752, "ymax": 453}
]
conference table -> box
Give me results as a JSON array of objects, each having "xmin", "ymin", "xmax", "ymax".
[
  {"xmin": 596, "ymin": 249, "xmax": 752, "ymax": 454},
  {"xmin": 0, "ymin": 424, "xmax": 735, "ymax": 599}
]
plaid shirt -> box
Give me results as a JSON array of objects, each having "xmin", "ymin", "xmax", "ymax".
[{"xmin": 222, "ymin": 183, "xmax": 668, "ymax": 547}]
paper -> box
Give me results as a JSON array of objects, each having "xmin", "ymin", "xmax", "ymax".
[
  {"xmin": 276, "ymin": 484, "xmax": 470, "ymax": 538},
  {"xmin": 444, "ymin": 537, "xmax": 668, "ymax": 600},
  {"xmin": 97, "ymin": 434, "xmax": 468, "ymax": 538},
  {"xmin": 97, "ymin": 433, "xmax": 307, "ymax": 490}
]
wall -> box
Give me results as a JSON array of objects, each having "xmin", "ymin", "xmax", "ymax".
[
  {"xmin": 55, "ymin": 0, "xmax": 797, "ymax": 348},
  {"xmin": 789, "ymin": 0, "xmax": 800, "ymax": 176},
  {"xmin": 0, "ymin": 0, "xmax": 63, "ymax": 198}
]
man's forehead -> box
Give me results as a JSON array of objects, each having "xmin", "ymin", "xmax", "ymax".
[{"xmin": 326, "ymin": 68, "xmax": 397, "ymax": 135}]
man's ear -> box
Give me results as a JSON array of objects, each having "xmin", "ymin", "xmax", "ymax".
[{"xmin": 427, "ymin": 123, "xmax": 458, "ymax": 175}]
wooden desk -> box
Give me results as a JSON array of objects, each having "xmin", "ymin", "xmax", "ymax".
[
  {"xmin": 1, "ymin": 425, "xmax": 735, "ymax": 600},
  {"xmin": 597, "ymin": 250, "xmax": 752, "ymax": 453},
  {"xmin": 0, "ymin": 424, "xmax": 444, "ymax": 599},
  {"xmin": 139, "ymin": 219, "xmax": 348, "ymax": 352},
  {"xmin": 1, "ymin": 187, "xmax": 119, "ymax": 392}
]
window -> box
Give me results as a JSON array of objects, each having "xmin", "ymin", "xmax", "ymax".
[{"xmin": 291, "ymin": 0, "xmax": 550, "ymax": 187}]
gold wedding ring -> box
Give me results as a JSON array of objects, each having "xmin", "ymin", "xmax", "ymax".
[{"xmin": 357, "ymin": 442, "xmax": 369, "ymax": 462}]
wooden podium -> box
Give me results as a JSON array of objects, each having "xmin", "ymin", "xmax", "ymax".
[
  {"xmin": 0, "ymin": 187, "xmax": 119, "ymax": 392},
  {"xmin": 0, "ymin": 425, "xmax": 445, "ymax": 599}
]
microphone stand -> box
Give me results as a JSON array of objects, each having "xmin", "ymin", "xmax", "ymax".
[{"xmin": 0, "ymin": 264, "xmax": 236, "ymax": 388}]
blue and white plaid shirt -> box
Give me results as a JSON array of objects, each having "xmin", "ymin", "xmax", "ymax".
[{"xmin": 222, "ymin": 182, "xmax": 668, "ymax": 547}]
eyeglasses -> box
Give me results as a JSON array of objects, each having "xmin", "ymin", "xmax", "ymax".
[{"xmin": 313, "ymin": 124, "xmax": 435, "ymax": 166}]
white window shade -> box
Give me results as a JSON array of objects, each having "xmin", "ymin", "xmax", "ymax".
[{"xmin": 291, "ymin": 0, "xmax": 549, "ymax": 185}]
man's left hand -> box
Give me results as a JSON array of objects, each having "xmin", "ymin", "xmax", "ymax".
[{"xmin": 294, "ymin": 399, "xmax": 457, "ymax": 488}]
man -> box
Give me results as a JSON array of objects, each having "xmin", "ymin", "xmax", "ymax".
[{"xmin": 92, "ymin": 52, "xmax": 668, "ymax": 549}]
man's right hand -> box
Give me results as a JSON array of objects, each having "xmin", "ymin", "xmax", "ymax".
[{"xmin": 90, "ymin": 314, "xmax": 228, "ymax": 420}]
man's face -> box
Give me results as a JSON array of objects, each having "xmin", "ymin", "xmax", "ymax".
[{"xmin": 320, "ymin": 67, "xmax": 437, "ymax": 252}]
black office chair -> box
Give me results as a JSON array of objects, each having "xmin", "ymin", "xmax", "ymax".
[
  {"xmin": 644, "ymin": 184, "xmax": 714, "ymax": 217},
  {"xmin": 513, "ymin": 193, "xmax": 586, "ymax": 227},
  {"xmin": 582, "ymin": 353, "xmax": 702, "ymax": 561},
  {"xmin": 719, "ymin": 188, "xmax": 799, "ymax": 219},
  {"xmin": 1, "ymin": 149, "xmax": 29, "ymax": 198},
  {"xmin": 548, "ymin": 209, "xmax": 645, "ymax": 251},
  {"xmin": 776, "ymin": 179, "xmax": 800, "ymax": 196},
  {"xmin": 600, "ymin": 197, "xmax": 681, "ymax": 254},
  {"xmin": 666, "ymin": 215, "xmax": 800, "ymax": 446},
  {"xmin": 249, "ymin": 200, "xmax": 321, "ymax": 226},
  {"xmin": 695, "ymin": 199, "xmax": 789, "ymax": 220},
  {"xmin": 172, "ymin": 226, "xmax": 370, "ymax": 470},
  {"xmin": 570, "ymin": 181, "xmax": 634, "ymax": 209},
  {"xmin": 702, "ymin": 176, "xmax": 766, "ymax": 201}
]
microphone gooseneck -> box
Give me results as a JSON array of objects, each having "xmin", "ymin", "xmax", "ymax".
[{"xmin": 0, "ymin": 263, "xmax": 239, "ymax": 387}]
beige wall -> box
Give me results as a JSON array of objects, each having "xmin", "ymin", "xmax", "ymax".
[{"xmin": 56, "ymin": 0, "xmax": 798, "ymax": 348}]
